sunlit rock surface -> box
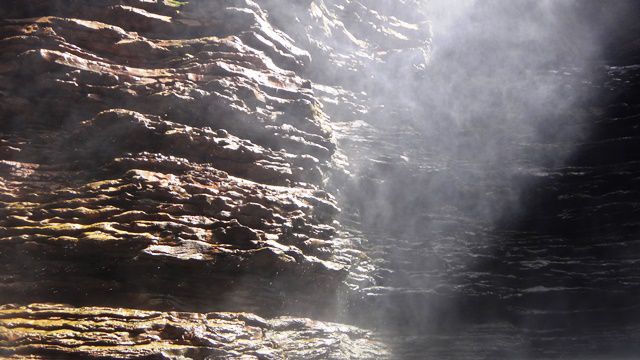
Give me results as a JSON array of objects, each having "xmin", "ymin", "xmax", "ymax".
[
  {"xmin": 0, "ymin": 0, "xmax": 354, "ymax": 309},
  {"xmin": 2, "ymin": 0, "xmax": 640, "ymax": 359},
  {"xmin": 0, "ymin": 0, "xmax": 419, "ymax": 357},
  {"xmin": 0, "ymin": 303, "xmax": 386, "ymax": 359}
]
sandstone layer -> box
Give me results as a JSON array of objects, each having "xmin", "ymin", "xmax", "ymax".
[
  {"xmin": 0, "ymin": 303, "xmax": 385, "ymax": 359},
  {"xmin": 0, "ymin": 0, "xmax": 432, "ymax": 358}
]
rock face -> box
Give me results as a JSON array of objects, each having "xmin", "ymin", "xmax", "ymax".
[
  {"xmin": 0, "ymin": 0, "xmax": 432, "ymax": 358},
  {"xmin": 0, "ymin": 303, "xmax": 386, "ymax": 359},
  {"xmin": 0, "ymin": 0, "xmax": 424, "ymax": 358},
  {"xmin": 3, "ymin": 0, "xmax": 639, "ymax": 359},
  {"xmin": 0, "ymin": 1, "xmax": 342, "ymax": 309},
  {"xmin": 323, "ymin": 2, "xmax": 640, "ymax": 359}
]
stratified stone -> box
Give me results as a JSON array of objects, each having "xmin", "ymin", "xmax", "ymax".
[
  {"xmin": 0, "ymin": 1, "xmax": 352, "ymax": 311},
  {"xmin": 0, "ymin": 303, "xmax": 389, "ymax": 359},
  {"xmin": 0, "ymin": 0, "xmax": 432, "ymax": 358}
]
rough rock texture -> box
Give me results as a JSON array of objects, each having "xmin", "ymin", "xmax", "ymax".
[
  {"xmin": 0, "ymin": 1, "xmax": 350, "ymax": 313},
  {"xmin": 323, "ymin": 2, "xmax": 640, "ymax": 359},
  {"xmin": 0, "ymin": 303, "xmax": 386, "ymax": 359},
  {"xmin": 4, "ymin": 0, "xmax": 639, "ymax": 359},
  {"xmin": 0, "ymin": 0, "xmax": 433, "ymax": 358}
]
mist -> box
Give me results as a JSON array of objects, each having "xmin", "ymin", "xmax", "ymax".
[
  {"xmin": 320, "ymin": 0, "xmax": 602, "ymax": 239},
  {"xmin": 277, "ymin": 0, "xmax": 640, "ymax": 357},
  {"xmin": 2, "ymin": 0, "xmax": 639, "ymax": 358}
]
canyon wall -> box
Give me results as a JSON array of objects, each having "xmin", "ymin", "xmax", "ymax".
[
  {"xmin": 2, "ymin": 1, "xmax": 640, "ymax": 359},
  {"xmin": 0, "ymin": 0, "xmax": 428, "ymax": 358}
]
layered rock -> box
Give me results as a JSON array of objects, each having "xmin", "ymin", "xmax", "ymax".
[
  {"xmin": 0, "ymin": 303, "xmax": 386, "ymax": 359},
  {"xmin": 8, "ymin": 1, "xmax": 637, "ymax": 359},
  {"xmin": 0, "ymin": 0, "xmax": 350, "ymax": 309},
  {"xmin": 315, "ymin": 2, "xmax": 640, "ymax": 359},
  {"xmin": 0, "ymin": 0, "xmax": 433, "ymax": 357}
]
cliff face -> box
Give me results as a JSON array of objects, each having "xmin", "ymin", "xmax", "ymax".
[
  {"xmin": 0, "ymin": 303, "xmax": 387, "ymax": 359},
  {"xmin": 0, "ymin": 0, "xmax": 429, "ymax": 358},
  {"xmin": 3, "ymin": 1, "xmax": 640, "ymax": 359}
]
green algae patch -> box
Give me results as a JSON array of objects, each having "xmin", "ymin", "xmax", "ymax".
[
  {"xmin": 165, "ymin": 0, "xmax": 188, "ymax": 7},
  {"xmin": 81, "ymin": 231, "xmax": 119, "ymax": 242}
]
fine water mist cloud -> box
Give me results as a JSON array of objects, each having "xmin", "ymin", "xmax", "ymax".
[{"xmin": 340, "ymin": 0, "xmax": 610, "ymax": 234}]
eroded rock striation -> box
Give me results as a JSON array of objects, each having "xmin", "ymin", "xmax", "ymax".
[
  {"xmin": 0, "ymin": 0, "xmax": 433, "ymax": 358},
  {"xmin": 0, "ymin": 303, "xmax": 386, "ymax": 359},
  {"xmin": 3, "ymin": 0, "xmax": 640, "ymax": 359}
]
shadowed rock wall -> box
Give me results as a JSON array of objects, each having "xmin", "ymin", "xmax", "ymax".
[{"xmin": 0, "ymin": 0, "xmax": 430, "ymax": 358}]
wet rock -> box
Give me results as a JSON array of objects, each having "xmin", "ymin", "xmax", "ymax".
[
  {"xmin": 0, "ymin": 303, "xmax": 388, "ymax": 359},
  {"xmin": 0, "ymin": 0, "xmax": 435, "ymax": 358}
]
